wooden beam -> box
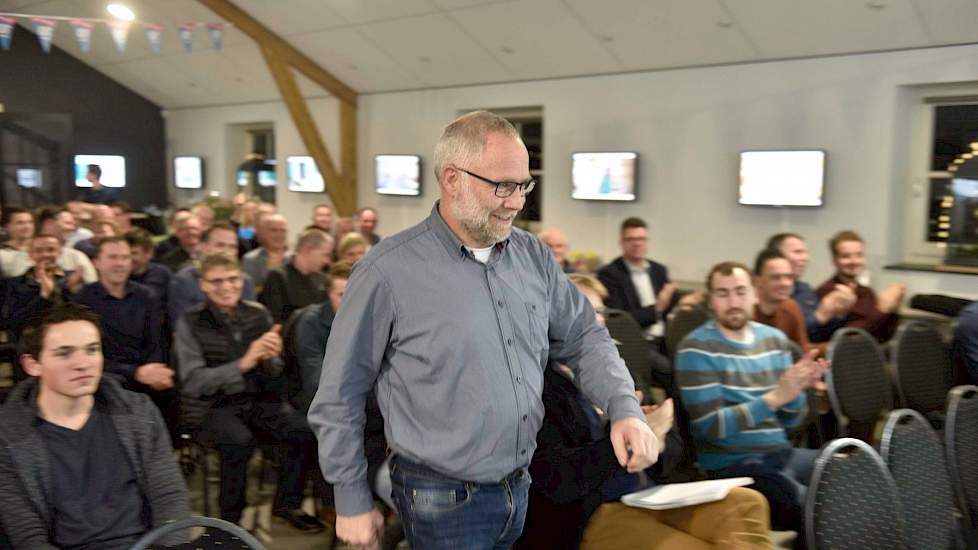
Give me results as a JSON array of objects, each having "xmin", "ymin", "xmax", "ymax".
[
  {"xmin": 260, "ymin": 43, "xmax": 357, "ymax": 215},
  {"xmin": 197, "ymin": 0, "xmax": 357, "ymax": 106},
  {"xmin": 340, "ymin": 100, "xmax": 357, "ymax": 201}
]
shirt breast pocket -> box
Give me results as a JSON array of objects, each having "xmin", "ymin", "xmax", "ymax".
[{"xmin": 524, "ymin": 301, "xmax": 549, "ymax": 352}]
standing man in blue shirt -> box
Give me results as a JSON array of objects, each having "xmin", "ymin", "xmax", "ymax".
[{"xmin": 309, "ymin": 111, "xmax": 658, "ymax": 550}]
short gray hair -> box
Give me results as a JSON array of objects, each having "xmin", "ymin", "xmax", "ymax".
[
  {"xmin": 433, "ymin": 111, "xmax": 522, "ymax": 184},
  {"xmin": 295, "ymin": 227, "xmax": 333, "ymax": 252}
]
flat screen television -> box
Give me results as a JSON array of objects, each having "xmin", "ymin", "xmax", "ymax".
[
  {"xmin": 287, "ymin": 156, "xmax": 324, "ymax": 193},
  {"xmin": 376, "ymin": 155, "xmax": 421, "ymax": 196},
  {"xmin": 173, "ymin": 156, "xmax": 204, "ymax": 189},
  {"xmin": 571, "ymin": 152, "xmax": 637, "ymax": 201},
  {"xmin": 738, "ymin": 150, "xmax": 825, "ymax": 207},
  {"xmin": 257, "ymin": 169, "xmax": 277, "ymax": 187},
  {"xmin": 16, "ymin": 168, "xmax": 42, "ymax": 188},
  {"xmin": 74, "ymin": 154, "xmax": 126, "ymax": 188}
]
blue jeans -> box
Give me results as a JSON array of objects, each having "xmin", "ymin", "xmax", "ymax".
[
  {"xmin": 710, "ymin": 447, "xmax": 818, "ymax": 538},
  {"xmin": 390, "ymin": 456, "xmax": 530, "ymax": 550}
]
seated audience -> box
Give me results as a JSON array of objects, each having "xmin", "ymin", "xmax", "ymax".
[
  {"xmin": 355, "ymin": 206, "xmax": 381, "ymax": 245},
  {"xmin": 0, "ymin": 234, "xmax": 74, "ymax": 340},
  {"xmin": 336, "ymin": 231, "xmax": 368, "ymax": 264},
  {"xmin": 192, "ymin": 203, "xmax": 215, "ymax": 231},
  {"xmin": 259, "ymin": 228, "xmax": 332, "ymax": 323},
  {"xmin": 126, "ymin": 228, "xmax": 172, "ymax": 303},
  {"xmin": 753, "ymin": 248, "xmax": 811, "ymax": 350},
  {"xmin": 538, "ymin": 227, "xmax": 575, "ymax": 273},
  {"xmin": 74, "ymin": 219, "xmax": 120, "ymax": 259},
  {"xmin": 0, "ymin": 303, "xmax": 190, "ymax": 549},
  {"xmin": 816, "ymin": 230, "xmax": 904, "ymax": 342},
  {"xmin": 242, "ymin": 213, "xmax": 289, "ymax": 289},
  {"xmin": 25, "ymin": 207, "xmax": 98, "ymax": 284},
  {"xmin": 767, "ymin": 233, "xmax": 853, "ymax": 342},
  {"xmin": 676, "ymin": 261, "xmax": 828, "ymax": 540},
  {"xmin": 312, "ymin": 203, "xmax": 334, "ymax": 233},
  {"xmin": 154, "ymin": 208, "xmax": 192, "ymax": 259},
  {"xmin": 72, "ymin": 236, "xmax": 172, "ymax": 393},
  {"xmin": 56, "ymin": 207, "xmax": 94, "ymax": 248},
  {"xmin": 516, "ymin": 273, "xmax": 773, "ymax": 550},
  {"xmin": 954, "ymin": 300, "xmax": 978, "ymax": 384},
  {"xmin": 157, "ymin": 215, "xmax": 203, "ymax": 273},
  {"xmin": 169, "ymin": 222, "xmax": 257, "ymax": 323},
  {"xmin": 173, "ymin": 255, "xmax": 323, "ymax": 531},
  {"xmin": 0, "ymin": 207, "xmax": 35, "ymax": 276},
  {"xmin": 110, "ymin": 201, "xmax": 133, "ymax": 233}
]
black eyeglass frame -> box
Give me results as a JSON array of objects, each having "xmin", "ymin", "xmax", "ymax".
[{"xmin": 455, "ymin": 166, "xmax": 536, "ymax": 198}]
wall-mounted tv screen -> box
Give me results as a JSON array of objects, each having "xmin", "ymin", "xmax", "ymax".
[
  {"xmin": 376, "ymin": 155, "xmax": 421, "ymax": 196},
  {"xmin": 258, "ymin": 169, "xmax": 277, "ymax": 187},
  {"xmin": 16, "ymin": 168, "xmax": 42, "ymax": 188},
  {"xmin": 74, "ymin": 154, "xmax": 126, "ymax": 188},
  {"xmin": 738, "ymin": 150, "xmax": 825, "ymax": 207},
  {"xmin": 571, "ymin": 152, "xmax": 637, "ymax": 201},
  {"xmin": 287, "ymin": 156, "xmax": 324, "ymax": 193},
  {"xmin": 173, "ymin": 156, "xmax": 204, "ymax": 189}
]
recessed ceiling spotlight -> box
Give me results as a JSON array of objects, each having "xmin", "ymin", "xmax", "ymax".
[
  {"xmin": 954, "ymin": 158, "xmax": 965, "ymax": 164},
  {"xmin": 106, "ymin": 3, "xmax": 135, "ymax": 21},
  {"xmin": 964, "ymin": 153, "xmax": 974, "ymax": 159},
  {"xmin": 971, "ymin": 141, "xmax": 978, "ymax": 150},
  {"xmin": 418, "ymin": 56, "xmax": 431, "ymax": 63},
  {"xmin": 500, "ymin": 46, "xmax": 514, "ymax": 54},
  {"xmin": 949, "ymin": 166, "xmax": 958, "ymax": 172},
  {"xmin": 597, "ymin": 35, "xmax": 614, "ymax": 43},
  {"xmin": 866, "ymin": 1, "xmax": 886, "ymax": 10},
  {"xmin": 716, "ymin": 20, "xmax": 733, "ymax": 28}
]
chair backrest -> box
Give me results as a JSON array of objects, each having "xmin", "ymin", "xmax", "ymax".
[
  {"xmin": 891, "ymin": 321, "xmax": 953, "ymax": 413},
  {"xmin": 880, "ymin": 409, "xmax": 958, "ymax": 550},
  {"xmin": 946, "ymin": 385, "xmax": 978, "ymax": 531},
  {"xmin": 665, "ymin": 305, "xmax": 709, "ymax": 358},
  {"xmin": 826, "ymin": 328, "xmax": 890, "ymax": 429},
  {"xmin": 806, "ymin": 438, "xmax": 908, "ymax": 550},
  {"xmin": 604, "ymin": 308, "xmax": 653, "ymax": 390},
  {"xmin": 128, "ymin": 516, "xmax": 265, "ymax": 550}
]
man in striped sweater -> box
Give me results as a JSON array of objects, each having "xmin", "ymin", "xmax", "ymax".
[{"xmin": 676, "ymin": 261, "xmax": 828, "ymax": 541}]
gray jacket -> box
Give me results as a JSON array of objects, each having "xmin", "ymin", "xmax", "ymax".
[{"xmin": 0, "ymin": 377, "xmax": 190, "ymax": 549}]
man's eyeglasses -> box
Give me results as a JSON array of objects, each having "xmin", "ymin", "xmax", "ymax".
[
  {"xmin": 455, "ymin": 166, "xmax": 535, "ymax": 198},
  {"xmin": 203, "ymin": 275, "xmax": 243, "ymax": 286}
]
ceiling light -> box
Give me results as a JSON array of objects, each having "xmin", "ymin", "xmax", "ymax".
[
  {"xmin": 949, "ymin": 166, "xmax": 958, "ymax": 171},
  {"xmin": 954, "ymin": 158, "xmax": 965, "ymax": 164},
  {"xmin": 106, "ymin": 3, "xmax": 135, "ymax": 21},
  {"xmin": 971, "ymin": 142, "xmax": 978, "ymax": 150},
  {"xmin": 964, "ymin": 153, "xmax": 974, "ymax": 159},
  {"xmin": 866, "ymin": 1, "xmax": 886, "ymax": 10},
  {"xmin": 716, "ymin": 20, "xmax": 733, "ymax": 29}
]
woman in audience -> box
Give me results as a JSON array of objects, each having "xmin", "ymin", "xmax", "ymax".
[{"xmin": 336, "ymin": 232, "xmax": 368, "ymax": 264}]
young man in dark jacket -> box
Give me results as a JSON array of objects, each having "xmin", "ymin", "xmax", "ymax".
[{"xmin": 0, "ymin": 303, "xmax": 189, "ymax": 549}]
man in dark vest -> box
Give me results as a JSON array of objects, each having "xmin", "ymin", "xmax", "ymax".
[{"xmin": 172, "ymin": 254, "xmax": 323, "ymax": 532}]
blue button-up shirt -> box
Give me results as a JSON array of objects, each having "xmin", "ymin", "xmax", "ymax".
[{"xmin": 309, "ymin": 203, "xmax": 643, "ymax": 516}]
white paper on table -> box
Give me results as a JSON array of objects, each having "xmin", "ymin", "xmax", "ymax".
[{"xmin": 621, "ymin": 477, "xmax": 754, "ymax": 510}]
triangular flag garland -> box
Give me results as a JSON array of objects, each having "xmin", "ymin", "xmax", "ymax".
[
  {"xmin": 206, "ymin": 22, "xmax": 223, "ymax": 51},
  {"xmin": 0, "ymin": 16, "xmax": 15, "ymax": 51},
  {"xmin": 0, "ymin": 13, "xmax": 230, "ymax": 54},
  {"xmin": 31, "ymin": 17, "xmax": 55, "ymax": 53},
  {"xmin": 176, "ymin": 23, "xmax": 195, "ymax": 53},
  {"xmin": 143, "ymin": 22, "xmax": 163, "ymax": 53},
  {"xmin": 106, "ymin": 20, "xmax": 129, "ymax": 53},
  {"xmin": 69, "ymin": 19, "xmax": 93, "ymax": 53}
]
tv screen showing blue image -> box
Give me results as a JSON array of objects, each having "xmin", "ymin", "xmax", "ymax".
[
  {"xmin": 571, "ymin": 152, "xmax": 637, "ymax": 201},
  {"xmin": 287, "ymin": 156, "xmax": 324, "ymax": 193}
]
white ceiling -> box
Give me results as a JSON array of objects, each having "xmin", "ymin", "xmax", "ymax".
[{"xmin": 1, "ymin": 0, "xmax": 976, "ymax": 108}]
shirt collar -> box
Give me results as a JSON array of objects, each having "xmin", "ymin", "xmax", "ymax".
[
  {"xmin": 425, "ymin": 201, "xmax": 510, "ymax": 262},
  {"xmin": 625, "ymin": 259, "xmax": 648, "ymax": 274},
  {"xmin": 95, "ymin": 280, "xmax": 135, "ymax": 299}
]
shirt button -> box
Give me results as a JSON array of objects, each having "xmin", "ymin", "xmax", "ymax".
[
  {"xmin": 516, "ymin": 376, "xmax": 522, "ymax": 384},
  {"xmin": 521, "ymin": 449, "xmax": 527, "ymax": 456},
  {"xmin": 522, "ymin": 414, "xmax": 528, "ymax": 421},
  {"xmin": 498, "ymin": 299, "xmax": 504, "ymax": 307},
  {"xmin": 507, "ymin": 338, "xmax": 513, "ymax": 346}
]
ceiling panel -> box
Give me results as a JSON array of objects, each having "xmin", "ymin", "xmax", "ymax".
[
  {"xmin": 232, "ymin": 0, "xmax": 348, "ymax": 37},
  {"xmin": 723, "ymin": 0, "xmax": 930, "ymax": 58},
  {"xmin": 292, "ymin": 27, "xmax": 425, "ymax": 92},
  {"xmin": 430, "ymin": 0, "xmax": 517, "ymax": 8},
  {"xmin": 910, "ymin": 0, "xmax": 978, "ymax": 45},
  {"xmin": 450, "ymin": 0, "xmax": 623, "ymax": 79},
  {"xmin": 319, "ymin": 0, "xmax": 438, "ymax": 24},
  {"xmin": 357, "ymin": 13, "xmax": 514, "ymax": 87},
  {"xmin": 565, "ymin": 0, "xmax": 758, "ymax": 70}
]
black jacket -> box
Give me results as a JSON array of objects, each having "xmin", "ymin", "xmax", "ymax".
[
  {"xmin": 597, "ymin": 257, "xmax": 676, "ymax": 329},
  {"xmin": 0, "ymin": 377, "xmax": 190, "ymax": 549},
  {"xmin": 515, "ymin": 365, "xmax": 682, "ymax": 550}
]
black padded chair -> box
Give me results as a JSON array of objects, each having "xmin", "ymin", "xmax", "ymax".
[
  {"xmin": 128, "ymin": 516, "xmax": 264, "ymax": 550},
  {"xmin": 805, "ymin": 438, "xmax": 909, "ymax": 550},
  {"xmin": 880, "ymin": 409, "xmax": 960, "ymax": 550},
  {"xmin": 890, "ymin": 321, "xmax": 953, "ymax": 416},
  {"xmin": 946, "ymin": 385, "xmax": 978, "ymax": 537},
  {"xmin": 604, "ymin": 308, "xmax": 654, "ymax": 391},
  {"xmin": 826, "ymin": 328, "xmax": 891, "ymax": 442},
  {"xmin": 664, "ymin": 305, "xmax": 709, "ymax": 358}
]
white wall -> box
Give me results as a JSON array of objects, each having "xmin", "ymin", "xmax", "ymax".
[{"xmin": 165, "ymin": 43, "xmax": 978, "ymax": 299}]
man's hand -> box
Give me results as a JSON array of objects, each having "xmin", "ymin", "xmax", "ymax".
[
  {"xmin": 642, "ymin": 398, "xmax": 674, "ymax": 452},
  {"xmin": 65, "ymin": 270, "xmax": 84, "ymax": 294},
  {"xmin": 678, "ymin": 291, "xmax": 705, "ymax": 307},
  {"xmin": 239, "ymin": 324, "xmax": 282, "ymax": 372},
  {"xmin": 336, "ymin": 510, "xmax": 384, "ymax": 550},
  {"xmin": 764, "ymin": 349, "xmax": 829, "ymax": 410},
  {"xmin": 610, "ymin": 416, "xmax": 659, "ymax": 473},
  {"xmin": 36, "ymin": 261, "xmax": 56, "ymax": 299},
  {"xmin": 877, "ymin": 282, "xmax": 906, "ymax": 314},
  {"xmin": 815, "ymin": 284, "xmax": 856, "ymax": 323},
  {"xmin": 655, "ymin": 283, "xmax": 676, "ymax": 313},
  {"xmin": 135, "ymin": 362, "xmax": 175, "ymax": 390}
]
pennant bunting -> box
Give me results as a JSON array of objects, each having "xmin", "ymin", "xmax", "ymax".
[
  {"xmin": 69, "ymin": 19, "xmax": 93, "ymax": 53},
  {"xmin": 0, "ymin": 16, "xmax": 15, "ymax": 51},
  {"xmin": 176, "ymin": 23, "xmax": 195, "ymax": 53},
  {"xmin": 143, "ymin": 22, "xmax": 163, "ymax": 53},
  {"xmin": 106, "ymin": 20, "xmax": 130, "ymax": 53},
  {"xmin": 31, "ymin": 17, "xmax": 56, "ymax": 53},
  {"xmin": 206, "ymin": 22, "xmax": 223, "ymax": 51}
]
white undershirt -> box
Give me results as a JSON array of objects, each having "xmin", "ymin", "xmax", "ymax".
[
  {"xmin": 466, "ymin": 245, "xmax": 493, "ymax": 264},
  {"xmin": 627, "ymin": 260, "xmax": 664, "ymax": 338}
]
